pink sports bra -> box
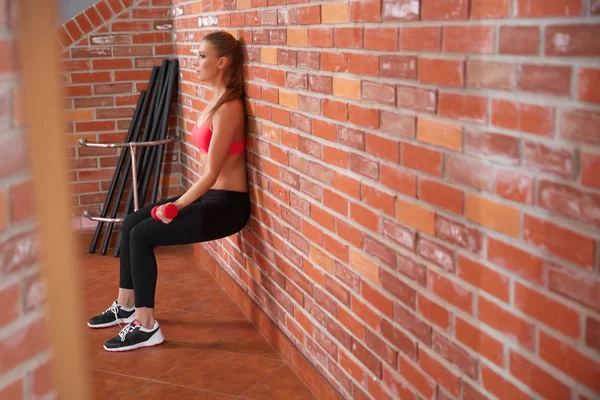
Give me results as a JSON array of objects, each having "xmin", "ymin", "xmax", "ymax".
[{"xmin": 192, "ymin": 119, "xmax": 246, "ymax": 155}]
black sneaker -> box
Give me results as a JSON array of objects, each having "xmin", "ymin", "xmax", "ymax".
[
  {"xmin": 103, "ymin": 319, "xmax": 165, "ymax": 352},
  {"xmin": 87, "ymin": 300, "xmax": 136, "ymax": 329}
]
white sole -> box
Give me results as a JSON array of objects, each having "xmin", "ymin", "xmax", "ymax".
[
  {"xmin": 87, "ymin": 314, "xmax": 136, "ymax": 329},
  {"xmin": 103, "ymin": 328, "xmax": 165, "ymax": 352}
]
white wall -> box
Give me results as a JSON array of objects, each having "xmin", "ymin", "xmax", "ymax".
[{"xmin": 61, "ymin": 0, "xmax": 98, "ymax": 24}]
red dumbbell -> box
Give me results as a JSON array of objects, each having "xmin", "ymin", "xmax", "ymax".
[{"xmin": 151, "ymin": 204, "xmax": 178, "ymax": 220}]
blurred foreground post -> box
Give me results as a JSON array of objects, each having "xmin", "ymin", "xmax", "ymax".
[{"xmin": 16, "ymin": 1, "xmax": 91, "ymax": 399}]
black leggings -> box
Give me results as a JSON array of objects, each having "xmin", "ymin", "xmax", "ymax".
[{"xmin": 119, "ymin": 189, "xmax": 250, "ymax": 308}]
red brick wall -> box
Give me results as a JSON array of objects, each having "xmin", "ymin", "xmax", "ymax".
[
  {"xmin": 57, "ymin": 0, "xmax": 182, "ymax": 230},
  {"xmin": 0, "ymin": 1, "xmax": 54, "ymax": 398},
  {"xmin": 173, "ymin": 1, "xmax": 600, "ymax": 399},
  {"xmin": 54, "ymin": 0, "xmax": 600, "ymax": 399}
]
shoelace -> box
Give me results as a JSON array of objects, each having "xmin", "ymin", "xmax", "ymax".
[
  {"xmin": 118, "ymin": 323, "xmax": 139, "ymax": 342},
  {"xmin": 103, "ymin": 302, "xmax": 123, "ymax": 327}
]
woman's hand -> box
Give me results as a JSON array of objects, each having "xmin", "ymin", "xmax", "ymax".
[{"xmin": 156, "ymin": 203, "xmax": 174, "ymax": 224}]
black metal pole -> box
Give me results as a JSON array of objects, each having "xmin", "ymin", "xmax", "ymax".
[
  {"xmin": 139, "ymin": 60, "xmax": 177, "ymax": 206},
  {"xmin": 100, "ymin": 64, "xmax": 165, "ymax": 255},
  {"xmin": 150, "ymin": 60, "xmax": 179, "ymax": 205},
  {"xmin": 111, "ymin": 60, "xmax": 170, "ymax": 256},
  {"xmin": 87, "ymin": 90, "xmax": 147, "ymax": 253}
]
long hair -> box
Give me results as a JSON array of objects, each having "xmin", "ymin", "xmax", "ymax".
[{"xmin": 203, "ymin": 31, "xmax": 245, "ymax": 122}]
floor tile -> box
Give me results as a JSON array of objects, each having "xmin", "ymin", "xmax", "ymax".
[
  {"xmin": 207, "ymin": 323, "xmax": 282, "ymax": 360},
  {"xmin": 91, "ymin": 342, "xmax": 202, "ymax": 380},
  {"xmin": 239, "ymin": 365, "xmax": 318, "ymax": 400},
  {"xmin": 184, "ymin": 290, "xmax": 248, "ymax": 320},
  {"xmin": 89, "ymin": 370, "xmax": 149, "ymax": 400},
  {"xmin": 155, "ymin": 348, "xmax": 285, "ymax": 396},
  {"xmin": 160, "ymin": 311, "xmax": 252, "ymax": 348},
  {"xmin": 121, "ymin": 382, "xmax": 237, "ymax": 400}
]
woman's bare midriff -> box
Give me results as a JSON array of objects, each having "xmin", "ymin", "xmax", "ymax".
[{"xmin": 201, "ymin": 151, "xmax": 248, "ymax": 193}]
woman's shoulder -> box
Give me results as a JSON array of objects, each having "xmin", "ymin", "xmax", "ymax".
[{"xmin": 214, "ymin": 97, "xmax": 244, "ymax": 120}]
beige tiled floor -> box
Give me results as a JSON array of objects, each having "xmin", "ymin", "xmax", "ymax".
[{"xmin": 80, "ymin": 243, "xmax": 317, "ymax": 399}]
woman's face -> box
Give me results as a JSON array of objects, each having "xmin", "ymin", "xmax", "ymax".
[{"xmin": 194, "ymin": 40, "xmax": 222, "ymax": 83}]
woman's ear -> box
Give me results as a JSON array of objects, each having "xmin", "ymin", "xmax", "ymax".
[{"xmin": 217, "ymin": 56, "xmax": 229, "ymax": 70}]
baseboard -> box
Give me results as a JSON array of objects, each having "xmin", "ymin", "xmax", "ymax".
[{"xmin": 191, "ymin": 243, "xmax": 344, "ymax": 400}]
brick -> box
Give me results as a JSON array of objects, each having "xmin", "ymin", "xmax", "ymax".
[
  {"xmin": 400, "ymin": 26, "xmax": 441, "ymax": 51},
  {"xmin": 471, "ymin": 0, "xmax": 511, "ymax": 18},
  {"xmin": 333, "ymin": 171, "xmax": 360, "ymax": 199},
  {"xmin": 418, "ymin": 178, "xmax": 463, "ymax": 215},
  {"xmin": 510, "ymin": 351, "xmax": 572, "ymax": 400},
  {"xmin": 396, "ymin": 198, "xmax": 435, "ymax": 235},
  {"xmin": 545, "ymin": 24, "xmax": 600, "ymax": 57},
  {"xmin": 432, "ymin": 332, "xmax": 479, "ymax": 379},
  {"xmin": 495, "ymin": 169, "xmax": 534, "ymax": 205},
  {"xmin": 422, "ymin": 0, "xmax": 468, "ymax": 20},
  {"xmin": 465, "ymin": 129, "xmax": 520, "ymax": 165},
  {"xmin": 417, "ymin": 117, "xmax": 462, "ymax": 151},
  {"xmin": 324, "ymin": 234, "xmax": 349, "ymax": 262},
  {"xmin": 515, "ymin": 282, "xmax": 580, "ymax": 338},
  {"xmin": 0, "ymin": 381, "xmax": 23, "ymax": 400},
  {"xmin": 359, "ymin": 283, "xmax": 393, "ymax": 320},
  {"xmin": 298, "ymin": 5, "xmax": 320, "ymax": 24},
  {"xmin": 492, "ymin": 99, "xmax": 554, "ymax": 137},
  {"xmin": 539, "ymin": 180, "xmax": 600, "ymax": 227},
  {"xmin": 500, "ymin": 26, "xmax": 540, "ymax": 55},
  {"xmin": 581, "ymin": 152, "xmax": 600, "ymax": 189},
  {"xmin": 466, "ymin": 60, "xmax": 514, "ymax": 90},
  {"xmin": 418, "ymin": 240, "xmax": 454, "ymax": 274},
  {"xmin": 465, "ymin": 194, "xmax": 520, "ymax": 237},
  {"xmin": 394, "ymin": 303, "xmax": 432, "ymax": 344},
  {"xmin": 445, "ymin": 153, "xmax": 494, "ymax": 192},
  {"xmin": 348, "ymin": 153, "xmax": 378, "ymax": 179},
  {"xmin": 587, "ymin": 317, "xmax": 600, "ymax": 352},
  {"xmin": 560, "ymin": 108, "xmax": 600, "ymax": 146},
  {"xmin": 323, "ymin": 99, "xmax": 348, "ymax": 123},
  {"xmin": 396, "ymin": 84, "xmax": 436, "ymax": 114},
  {"xmin": 321, "ymin": 2, "xmax": 349, "ymax": 23},
  {"xmin": 339, "ymin": 350, "xmax": 365, "ymax": 383},
  {"xmin": 334, "ymin": 28, "xmax": 363, "ymax": 49},
  {"xmin": 348, "ymin": 53, "xmax": 379, "ymax": 77},
  {"xmin": 287, "ymin": 29, "xmax": 308, "ymax": 47},
  {"xmin": 517, "ymin": 0, "xmax": 583, "ymax": 17},
  {"xmin": 380, "ymin": 111, "xmax": 415, "ymax": 138},
  {"xmin": 321, "ymin": 52, "xmax": 347, "ymax": 73},
  {"xmin": 365, "ymin": 134, "xmax": 399, "ymax": 163},
  {"xmin": 418, "ymin": 293, "xmax": 450, "ymax": 330},
  {"xmin": 350, "ymin": 202, "xmax": 380, "ymax": 232},
  {"xmin": 380, "ymin": 165, "xmax": 416, "ymax": 198},
  {"xmin": 401, "ymin": 143, "xmax": 442, "ymax": 176},
  {"xmin": 456, "ymin": 317, "xmax": 504, "ymax": 366},
  {"xmin": 458, "ymin": 255, "xmax": 509, "ymax": 302},
  {"xmin": 297, "ymin": 51, "xmax": 320, "ymax": 70},
  {"xmin": 517, "ymin": 64, "xmax": 572, "ymax": 96},
  {"xmin": 363, "ymin": 81, "xmax": 396, "ymax": 106},
  {"xmin": 350, "ymin": 0, "xmax": 382, "ymax": 22},
  {"xmin": 381, "ymin": 319, "xmax": 417, "ymax": 360},
  {"xmin": 380, "ymin": 55, "xmax": 417, "ymax": 80},
  {"xmin": 335, "ymin": 217, "xmax": 363, "ymax": 254},
  {"xmin": 309, "ymin": 28, "xmax": 333, "ymax": 48},
  {"xmin": 539, "ymin": 331, "xmax": 600, "ymax": 393},
  {"xmin": 309, "ymin": 75, "xmax": 332, "ymax": 95},
  {"xmin": 443, "ymin": 25, "xmax": 495, "ymax": 54},
  {"xmin": 523, "ymin": 214, "xmax": 595, "ymax": 268},
  {"xmin": 482, "ymin": 364, "xmax": 530, "ymax": 400},
  {"xmin": 381, "ymin": 270, "xmax": 416, "ymax": 309},
  {"xmin": 349, "ymin": 249, "xmax": 380, "ymax": 284},
  {"xmin": 349, "ymin": 105, "xmax": 379, "ymax": 129},
  {"xmin": 419, "ymin": 58, "xmax": 464, "ymax": 87},
  {"xmin": 10, "ymin": 179, "xmax": 34, "ymax": 224},
  {"xmin": 333, "ymin": 77, "xmax": 360, "ymax": 100},
  {"xmin": 439, "ymin": 92, "xmax": 488, "ymax": 123},
  {"xmin": 547, "ymin": 263, "xmax": 600, "ymax": 314},
  {"xmin": 436, "ymin": 215, "xmax": 483, "ymax": 254},
  {"xmin": 420, "ymin": 350, "xmax": 461, "ymax": 396},
  {"xmin": 479, "ymin": 296, "xmax": 534, "ymax": 350},
  {"xmin": 0, "ymin": 283, "xmax": 19, "ymax": 327},
  {"xmin": 0, "ymin": 318, "xmax": 49, "ymax": 375},
  {"xmin": 578, "ymin": 68, "xmax": 600, "ymax": 104},
  {"xmin": 487, "ymin": 237, "xmax": 543, "ymax": 284},
  {"xmin": 365, "ymin": 28, "xmax": 398, "ymax": 51},
  {"xmin": 398, "ymin": 355, "xmax": 436, "ymax": 399}
]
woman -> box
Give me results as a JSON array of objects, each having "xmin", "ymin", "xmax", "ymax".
[{"xmin": 86, "ymin": 31, "xmax": 250, "ymax": 352}]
